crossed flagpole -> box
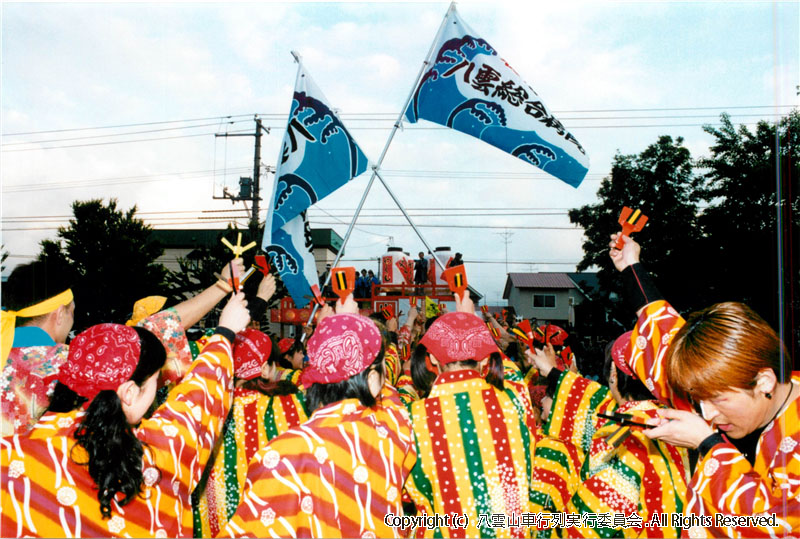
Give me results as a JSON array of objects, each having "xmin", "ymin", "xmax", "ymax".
[
  {"xmin": 297, "ymin": 5, "xmax": 458, "ymax": 335},
  {"xmin": 268, "ymin": 0, "xmax": 587, "ymax": 334}
]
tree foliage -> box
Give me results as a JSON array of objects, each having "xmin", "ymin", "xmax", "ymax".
[
  {"xmin": 569, "ymin": 111, "xmax": 799, "ymax": 363},
  {"xmin": 694, "ymin": 112, "xmax": 800, "ymax": 328},
  {"xmin": 165, "ymin": 225, "xmax": 287, "ymax": 327},
  {"xmin": 569, "ymin": 135, "xmax": 702, "ymax": 327},
  {"xmin": 37, "ymin": 199, "xmax": 168, "ymax": 333}
]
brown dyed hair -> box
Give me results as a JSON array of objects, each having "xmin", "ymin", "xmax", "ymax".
[{"xmin": 667, "ymin": 302, "xmax": 791, "ymax": 401}]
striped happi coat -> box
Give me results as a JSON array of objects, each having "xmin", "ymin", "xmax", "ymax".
[
  {"xmin": 530, "ymin": 434, "xmax": 582, "ymax": 523},
  {"xmin": 223, "ymin": 385, "xmax": 416, "ymax": 538},
  {"xmin": 194, "ymin": 386, "xmax": 308, "ymax": 537},
  {"xmin": 0, "ymin": 334, "xmax": 234, "ymax": 538},
  {"xmin": 538, "ymin": 370, "xmax": 690, "ymax": 538},
  {"xmin": 405, "ymin": 369, "xmax": 539, "ymax": 538},
  {"xmin": 2, "ymin": 308, "xmax": 192, "ymax": 437},
  {"xmin": 632, "ymin": 300, "xmax": 800, "ymax": 537}
]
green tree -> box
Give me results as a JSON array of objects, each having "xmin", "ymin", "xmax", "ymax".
[
  {"xmin": 38, "ymin": 199, "xmax": 168, "ymax": 333},
  {"xmin": 569, "ymin": 135, "xmax": 703, "ymax": 329},
  {"xmin": 696, "ymin": 111, "xmax": 799, "ymax": 361},
  {"xmin": 165, "ymin": 225, "xmax": 287, "ymax": 327}
]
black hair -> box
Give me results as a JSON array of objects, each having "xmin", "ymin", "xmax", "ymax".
[
  {"xmin": 484, "ymin": 352, "xmax": 505, "ymax": 391},
  {"xmin": 504, "ymin": 341, "xmax": 521, "ymax": 364},
  {"xmin": 410, "ymin": 343, "xmax": 436, "ymax": 398},
  {"xmin": 366, "ymin": 314, "xmax": 398, "ymax": 347},
  {"xmin": 278, "ymin": 337, "xmax": 305, "ymax": 370},
  {"xmin": 51, "ymin": 327, "xmax": 166, "ymax": 519},
  {"xmin": 602, "ymin": 340, "xmax": 653, "ymax": 402},
  {"xmin": 240, "ymin": 335, "xmax": 300, "ymax": 397},
  {"xmin": 306, "ymin": 347, "xmax": 385, "ymax": 413},
  {"xmin": 411, "ymin": 345, "xmax": 504, "ymax": 395},
  {"xmin": 4, "ymin": 261, "xmax": 73, "ymax": 326},
  {"xmin": 240, "ymin": 378, "xmax": 299, "ymax": 396},
  {"xmin": 424, "ymin": 315, "xmax": 440, "ymax": 331}
]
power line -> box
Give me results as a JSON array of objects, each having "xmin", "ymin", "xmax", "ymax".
[
  {"xmin": 1, "ymin": 128, "xmax": 253, "ymax": 152},
  {"xmin": 2, "ymin": 114, "xmax": 255, "ymax": 137},
  {"xmin": 1, "ymin": 167, "xmax": 609, "ymax": 193},
  {"xmin": 309, "ymin": 221, "xmax": 584, "ymax": 230},
  {"xmin": 307, "ymin": 212, "xmax": 572, "ymax": 217},
  {"xmin": 0, "ymin": 120, "xmax": 249, "ymax": 147},
  {"xmin": 1, "ymin": 219, "xmax": 250, "ymax": 232},
  {"xmin": 3, "ymin": 105, "xmax": 793, "ymax": 138},
  {"xmin": 339, "ymin": 257, "xmax": 581, "ymax": 265},
  {"xmin": 2, "ymin": 166, "xmax": 252, "ymax": 193}
]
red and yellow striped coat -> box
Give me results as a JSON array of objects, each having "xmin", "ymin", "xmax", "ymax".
[
  {"xmin": 0, "ymin": 334, "xmax": 234, "ymax": 538},
  {"xmin": 687, "ymin": 377, "xmax": 800, "ymax": 537},
  {"xmin": 385, "ymin": 343, "xmax": 401, "ymax": 386},
  {"xmin": 223, "ymin": 385, "xmax": 416, "ymax": 538},
  {"xmin": 633, "ymin": 301, "xmax": 800, "ymax": 537},
  {"xmin": 405, "ymin": 369, "xmax": 539, "ymax": 538},
  {"xmin": 1, "ymin": 308, "xmax": 192, "ymax": 437},
  {"xmin": 540, "ymin": 370, "xmax": 690, "ymax": 538},
  {"xmin": 194, "ymin": 386, "xmax": 308, "ymax": 537},
  {"xmin": 628, "ymin": 300, "xmax": 692, "ymax": 412}
]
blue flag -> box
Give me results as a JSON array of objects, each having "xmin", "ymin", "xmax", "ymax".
[
  {"xmin": 263, "ymin": 63, "xmax": 369, "ymax": 307},
  {"xmin": 269, "ymin": 65, "xmax": 369, "ymax": 232},
  {"xmin": 405, "ymin": 5, "xmax": 589, "ymax": 187},
  {"xmin": 264, "ymin": 211, "xmax": 320, "ymax": 308}
]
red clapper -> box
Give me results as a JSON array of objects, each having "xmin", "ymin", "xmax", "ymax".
[
  {"xmin": 254, "ymin": 255, "xmax": 270, "ymax": 276},
  {"xmin": 442, "ymin": 265, "xmax": 468, "ymax": 300},
  {"xmin": 331, "ymin": 267, "xmax": 356, "ymax": 302},
  {"xmin": 615, "ymin": 206, "xmax": 649, "ymax": 249},
  {"xmin": 510, "ymin": 319, "xmax": 535, "ymax": 353},
  {"xmin": 381, "ymin": 305, "xmax": 396, "ymax": 320}
]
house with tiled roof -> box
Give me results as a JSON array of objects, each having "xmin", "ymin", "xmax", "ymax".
[{"xmin": 502, "ymin": 271, "xmax": 598, "ymax": 326}]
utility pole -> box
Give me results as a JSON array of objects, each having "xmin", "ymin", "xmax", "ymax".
[
  {"xmin": 495, "ymin": 229, "xmax": 514, "ymax": 275},
  {"xmin": 214, "ymin": 116, "xmax": 271, "ymax": 239}
]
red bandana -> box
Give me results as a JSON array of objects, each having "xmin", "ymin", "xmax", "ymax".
[
  {"xmin": 60, "ymin": 323, "xmax": 140, "ymax": 401},
  {"xmin": 234, "ymin": 329, "xmax": 273, "ymax": 380},
  {"xmin": 421, "ymin": 312, "xmax": 498, "ymax": 364},
  {"xmin": 300, "ymin": 314, "xmax": 381, "ymax": 387},
  {"xmin": 611, "ymin": 331, "xmax": 635, "ymax": 377},
  {"xmin": 278, "ymin": 337, "xmax": 294, "ymax": 355}
]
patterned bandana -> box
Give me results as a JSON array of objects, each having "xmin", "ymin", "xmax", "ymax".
[
  {"xmin": 300, "ymin": 314, "xmax": 381, "ymax": 387},
  {"xmin": 611, "ymin": 331, "xmax": 635, "ymax": 377},
  {"xmin": 421, "ymin": 312, "xmax": 498, "ymax": 364},
  {"xmin": 278, "ymin": 337, "xmax": 294, "ymax": 355},
  {"xmin": 60, "ymin": 323, "xmax": 140, "ymax": 401},
  {"xmin": 234, "ymin": 329, "xmax": 273, "ymax": 380}
]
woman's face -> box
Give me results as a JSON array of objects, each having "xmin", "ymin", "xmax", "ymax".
[
  {"xmin": 698, "ymin": 388, "xmax": 771, "ymax": 439},
  {"xmin": 290, "ymin": 350, "xmax": 305, "ymax": 370}
]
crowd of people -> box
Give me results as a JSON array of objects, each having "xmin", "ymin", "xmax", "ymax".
[{"xmin": 0, "ymin": 232, "xmax": 797, "ymax": 538}]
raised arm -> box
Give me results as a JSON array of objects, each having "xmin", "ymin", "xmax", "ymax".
[
  {"xmin": 609, "ymin": 234, "xmax": 692, "ymax": 411},
  {"xmin": 173, "ymin": 257, "xmax": 246, "ymax": 328},
  {"xmin": 138, "ymin": 293, "xmax": 250, "ymax": 493}
]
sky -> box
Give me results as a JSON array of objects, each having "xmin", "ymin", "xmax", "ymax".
[{"xmin": 1, "ymin": 1, "xmax": 798, "ymax": 305}]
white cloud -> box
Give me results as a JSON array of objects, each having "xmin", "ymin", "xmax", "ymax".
[{"xmin": 2, "ymin": 1, "xmax": 795, "ymax": 301}]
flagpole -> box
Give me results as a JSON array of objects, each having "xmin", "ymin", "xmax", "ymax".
[
  {"xmin": 302, "ymin": 3, "xmax": 455, "ymax": 337},
  {"xmin": 373, "ymin": 168, "xmax": 448, "ymax": 274}
]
